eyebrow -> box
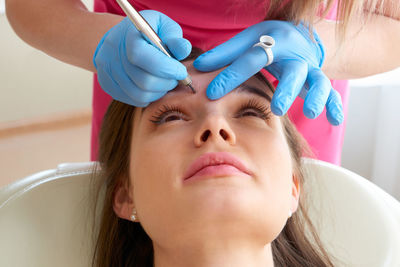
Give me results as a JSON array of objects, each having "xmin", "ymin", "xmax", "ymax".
[
  {"xmin": 142, "ymin": 81, "xmax": 272, "ymax": 115},
  {"xmin": 235, "ymin": 84, "xmax": 272, "ymax": 103},
  {"xmin": 168, "ymin": 81, "xmax": 272, "ymax": 101}
]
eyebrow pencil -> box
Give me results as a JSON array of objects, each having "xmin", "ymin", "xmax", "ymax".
[{"xmin": 116, "ymin": 0, "xmax": 196, "ymax": 93}]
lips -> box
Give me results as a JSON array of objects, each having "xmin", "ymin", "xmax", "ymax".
[{"xmin": 182, "ymin": 152, "xmax": 252, "ymax": 182}]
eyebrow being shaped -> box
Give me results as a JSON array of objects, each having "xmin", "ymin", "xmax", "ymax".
[
  {"xmin": 167, "ymin": 82, "xmax": 272, "ymax": 102},
  {"xmin": 142, "ymin": 82, "xmax": 271, "ymax": 115}
]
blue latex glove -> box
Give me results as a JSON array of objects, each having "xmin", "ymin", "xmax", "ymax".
[
  {"xmin": 193, "ymin": 21, "xmax": 343, "ymax": 125},
  {"xmin": 93, "ymin": 10, "xmax": 192, "ymax": 107}
]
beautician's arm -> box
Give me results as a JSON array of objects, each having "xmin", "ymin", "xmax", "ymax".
[
  {"xmin": 316, "ymin": 8, "xmax": 400, "ymax": 79},
  {"xmin": 5, "ymin": 0, "xmax": 123, "ymax": 72},
  {"xmin": 6, "ymin": 0, "xmax": 192, "ymax": 107}
]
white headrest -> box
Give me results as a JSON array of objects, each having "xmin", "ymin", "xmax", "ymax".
[{"xmin": 0, "ymin": 159, "xmax": 399, "ymax": 266}]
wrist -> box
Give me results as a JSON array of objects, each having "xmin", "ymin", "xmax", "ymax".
[
  {"xmin": 299, "ymin": 21, "xmax": 326, "ymax": 68},
  {"xmin": 311, "ymin": 25, "xmax": 326, "ymax": 68},
  {"xmin": 313, "ymin": 19, "xmax": 337, "ymax": 75}
]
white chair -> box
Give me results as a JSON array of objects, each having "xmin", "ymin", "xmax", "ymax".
[
  {"xmin": 302, "ymin": 159, "xmax": 400, "ymax": 266},
  {"xmin": 0, "ymin": 159, "xmax": 399, "ymax": 267}
]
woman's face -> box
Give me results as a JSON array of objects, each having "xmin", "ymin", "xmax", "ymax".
[{"xmin": 115, "ymin": 61, "xmax": 299, "ymax": 252}]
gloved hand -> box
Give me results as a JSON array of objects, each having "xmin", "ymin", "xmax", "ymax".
[
  {"xmin": 193, "ymin": 20, "xmax": 343, "ymax": 125},
  {"xmin": 93, "ymin": 10, "xmax": 192, "ymax": 107}
]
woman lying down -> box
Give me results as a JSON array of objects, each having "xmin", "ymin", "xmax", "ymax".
[{"xmin": 91, "ymin": 49, "xmax": 336, "ymax": 267}]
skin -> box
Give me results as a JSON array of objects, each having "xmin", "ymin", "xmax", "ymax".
[
  {"xmin": 314, "ymin": 15, "xmax": 400, "ymax": 78},
  {"xmin": 5, "ymin": 0, "xmax": 400, "ymax": 78},
  {"xmin": 113, "ymin": 61, "xmax": 300, "ymax": 267}
]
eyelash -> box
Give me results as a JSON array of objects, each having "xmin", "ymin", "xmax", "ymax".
[{"xmin": 149, "ymin": 99, "xmax": 271, "ymax": 125}]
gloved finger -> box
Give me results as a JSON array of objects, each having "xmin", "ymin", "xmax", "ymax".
[
  {"xmin": 121, "ymin": 53, "xmax": 178, "ymax": 92},
  {"xmin": 325, "ymin": 89, "xmax": 344, "ymax": 126},
  {"xmin": 206, "ymin": 46, "xmax": 268, "ymax": 100},
  {"xmin": 144, "ymin": 10, "xmax": 183, "ymax": 41},
  {"xmin": 303, "ymin": 68, "xmax": 332, "ymax": 119},
  {"xmin": 270, "ymin": 60, "xmax": 308, "ymax": 116},
  {"xmin": 110, "ymin": 61, "xmax": 167, "ymax": 105},
  {"xmin": 145, "ymin": 10, "xmax": 193, "ymax": 60},
  {"xmin": 163, "ymin": 37, "xmax": 192, "ymax": 60},
  {"xmin": 97, "ymin": 68, "xmax": 148, "ymax": 107},
  {"xmin": 125, "ymin": 30, "xmax": 188, "ymax": 80},
  {"xmin": 193, "ymin": 25, "xmax": 264, "ymax": 71},
  {"xmin": 135, "ymin": 10, "xmax": 191, "ymax": 71},
  {"xmin": 137, "ymin": 10, "xmax": 184, "ymax": 46}
]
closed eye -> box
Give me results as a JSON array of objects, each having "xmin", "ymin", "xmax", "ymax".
[
  {"xmin": 235, "ymin": 99, "xmax": 271, "ymax": 120},
  {"xmin": 149, "ymin": 104, "xmax": 188, "ymax": 125},
  {"xmin": 149, "ymin": 98, "xmax": 271, "ymax": 125}
]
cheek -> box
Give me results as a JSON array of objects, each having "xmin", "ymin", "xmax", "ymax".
[
  {"xmin": 130, "ymin": 125, "xmax": 189, "ymax": 188},
  {"xmin": 130, "ymin": 134, "xmax": 177, "ymax": 205},
  {"xmin": 235, "ymin": 121, "xmax": 293, "ymax": 180},
  {"xmin": 129, "ymin": 127, "xmax": 191, "ymax": 242},
  {"xmin": 248, "ymin": 129, "xmax": 293, "ymax": 195},
  {"xmin": 236, "ymin": 124, "xmax": 294, "ymax": 232}
]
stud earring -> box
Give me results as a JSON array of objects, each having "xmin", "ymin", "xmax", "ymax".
[
  {"xmin": 130, "ymin": 208, "xmax": 137, "ymax": 222},
  {"xmin": 288, "ymin": 210, "xmax": 292, "ymax": 218}
]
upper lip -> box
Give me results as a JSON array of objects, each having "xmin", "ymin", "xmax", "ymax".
[{"xmin": 182, "ymin": 152, "xmax": 253, "ymax": 180}]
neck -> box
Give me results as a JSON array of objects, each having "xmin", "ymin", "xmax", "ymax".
[{"xmin": 153, "ymin": 240, "xmax": 274, "ymax": 267}]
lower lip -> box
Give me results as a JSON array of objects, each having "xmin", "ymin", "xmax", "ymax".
[{"xmin": 184, "ymin": 164, "xmax": 251, "ymax": 183}]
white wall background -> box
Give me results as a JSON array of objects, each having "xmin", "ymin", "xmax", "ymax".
[
  {"xmin": 1, "ymin": 0, "xmax": 5, "ymax": 15},
  {"xmin": 0, "ymin": 0, "xmax": 93, "ymax": 123},
  {"xmin": 342, "ymin": 69, "xmax": 400, "ymax": 200}
]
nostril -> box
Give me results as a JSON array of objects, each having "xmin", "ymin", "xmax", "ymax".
[
  {"xmin": 201, "ymin": 130, "xmax": 211, "ymax": 142},
  {"xmin": 219, "ymin": 129, "xmax": 228, "ymax": 140}
]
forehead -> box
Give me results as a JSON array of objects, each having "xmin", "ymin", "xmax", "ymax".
[{"xmin": 166, "ymin": 60, "xmax": 273, "ymax": 100}]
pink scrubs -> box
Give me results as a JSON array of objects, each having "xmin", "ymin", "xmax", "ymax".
[{"xmin": 92, "ymin": 0, "xmax": 348, "ymax": 165}]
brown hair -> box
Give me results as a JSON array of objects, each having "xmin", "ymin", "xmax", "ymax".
[{"xmin": 90, "ymin": 51, "xmax": 336, "ymax": 267}]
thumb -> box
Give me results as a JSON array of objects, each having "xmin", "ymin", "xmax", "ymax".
[{"xmin": 193, "ymin": 25, "xmax": 264, "ymax": 72}]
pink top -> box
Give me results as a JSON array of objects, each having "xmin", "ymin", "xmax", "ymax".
[{"xmin": 91, "ymin": 0, "xmax": 349, "ymax": 165}]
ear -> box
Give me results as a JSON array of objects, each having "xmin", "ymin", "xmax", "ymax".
[
  {"xmin": 290, "ymin": 174, "xmax": 300, "ymax": 214},
  {"xmin": 113, "ymin": 181, "xmax": 135, "ymax": 221}
]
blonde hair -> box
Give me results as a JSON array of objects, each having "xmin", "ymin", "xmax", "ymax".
[{"xmin": 268, "ymin": 0, "xmax": 396, "ymax": 43}]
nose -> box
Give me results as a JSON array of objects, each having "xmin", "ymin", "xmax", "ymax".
[{"xmin": 194, "ymin": 114, "xmax": 236, "ymax": 147}]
